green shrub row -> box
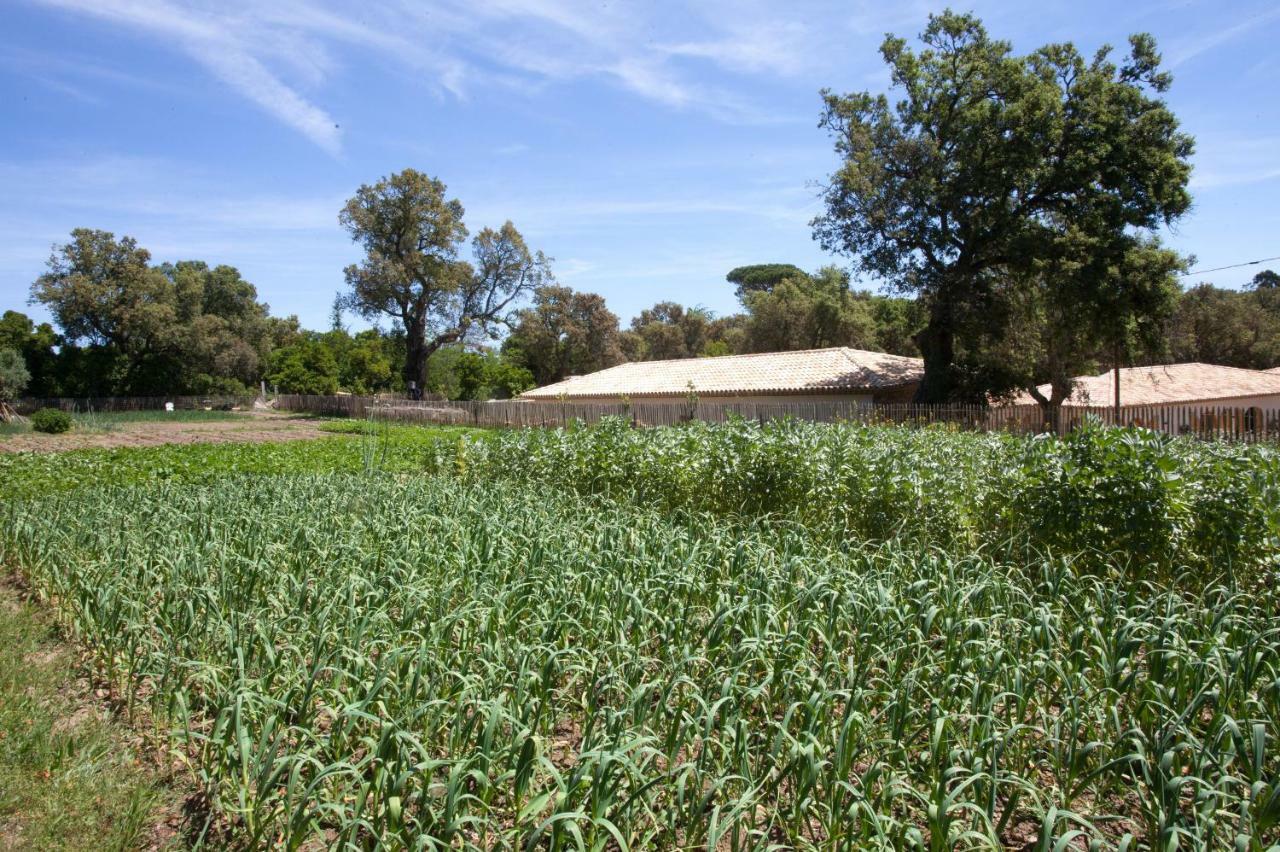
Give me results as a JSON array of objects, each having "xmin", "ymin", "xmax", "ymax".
[{"xmin": 426, "ymin": 417, "xmax": 1280, "ymax": 579}]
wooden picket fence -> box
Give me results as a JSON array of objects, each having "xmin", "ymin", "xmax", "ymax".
[
  {"xmin": 271, "ymin": 393, "xmax": 446, "ymax": 418},
  {"xmin": 14, "ymin": 395, "xmax": 258, "ymax": 414},
  {"xmin": 273, "ymin": 394, "xmax": 1280, "ymax": 442},
  {"xmin": 11, "ymin": 392, "xmax": 1277, "ymax": 442}
]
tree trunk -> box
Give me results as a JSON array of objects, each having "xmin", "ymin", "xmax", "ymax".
[
  {"xmin": 1031, "ymin": 378, "xmax": 1072, "ymax": 435},
  {"xmin": 403, "ymin": 319, "xmax": 429, "ymax": 393},
  {"xmin": 1037, "ymin": 399, "xmax": 1061, "ymax": 434},
  {"xmin": 913, "ymin": 314, "xmax": 956, "ymax": 403}
]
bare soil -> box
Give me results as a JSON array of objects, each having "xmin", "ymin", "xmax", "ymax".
[{"xmin": 0, "ymin": 411, "xmax": 331, "ymax": 454}]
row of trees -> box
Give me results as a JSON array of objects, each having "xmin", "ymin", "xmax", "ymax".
[
  {"xmin": 500, "ymin": 265, "xmax": 923, "ymax": 387},
  {"xmin": 6, "ymin": 234, "xmax": 1271, "ymax": 404},
  {"xmin": 0, "ymin": 227, "xmax": 922, "ymax": 400},
  {"xmin": 1, "ymin": 13, "xmax": 1269, "ymax": 413}
]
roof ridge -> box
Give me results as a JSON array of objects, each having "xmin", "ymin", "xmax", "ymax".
[
  {"xmin": 603, "ymin": 346, "xmax": 858, "ymax": 370},
  {"xmin": 838, "ymin": 346, "xmax": 922, "ymax": 365},
  {"xmin": 1117, "ymin": 362, "xmax": 1280, "ymax": 379}
]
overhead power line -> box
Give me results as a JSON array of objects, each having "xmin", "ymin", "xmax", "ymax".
[{"xmin": 1180, "ymin": 255, "xmax": 1280, "ymax": 278}]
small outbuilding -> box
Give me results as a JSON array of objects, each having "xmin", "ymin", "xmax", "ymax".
[{"xmin": 520, "ymin": 347, "xmax": 924, "ymax": 405}]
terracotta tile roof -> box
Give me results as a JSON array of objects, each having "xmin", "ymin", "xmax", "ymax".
[
  {"xmin": 521, "ymin": 347, "xmax": 924, "ymax": 399},
  {"xmin": 1015, "ymin": 363, "xmax": 1280, "ymax": 406}
]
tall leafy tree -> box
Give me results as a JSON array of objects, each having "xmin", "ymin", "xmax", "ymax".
[
  {"xmin": 725, "ymin": 264, "xmax": 808, "ymax": 300},
  {"xmin": 626, "ymin": 302, "xmax": 724, "ymax": 361},
  {"xmin": 1168, "ymin": 279, "xmax": 1280, "ymax": 369},
  {"xmin": 29, "ymin": 231, "xmax": 278, "ymax": 395},
  {"xmin": 339, "ymin": 169, "xmax": 552, "ymax": 391},
  {"xmin": 159, "ymin": 261, "xmax": 275, "ymax": 393},
  {"xmin": 994, "ymin": 236, "xmax": 1185, "ymax": 420},
  {"xmin": 504, "ymin": 285, "xmax": 624, "ymax": 385},
  {"xmin": 814, "ymin": 12, "xmax": 1193, "ymax": 402},
  {"xmin": 31, "ymin": 229, "xmax": 177, "ymax": 391},
  {"xmin": 0, "ymin": 311, "xmax": 59, "ymax": 397},
  {"xmin": 740, "ymin": 266, "xmax": 878, "ymax": 353},
  {"xmin": 266, "ymin": 335, "xmax": 341, "ymax": 395},
  {"xmin": 0, "ymin": 348, "xmax": 29, "ymax": 412},
  {"xmin": 1252, "ymin": 269, "xmax": 1280, "ymax": 290}
]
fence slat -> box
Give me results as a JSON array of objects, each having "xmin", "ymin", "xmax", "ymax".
[{"xmin": 252, "ymin": 394, "xmax": 1280, "ymax": 444}]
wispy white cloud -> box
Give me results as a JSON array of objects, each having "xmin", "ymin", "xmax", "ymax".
[
  {"xmin": 1166, "ymin": 5, "xmax": 1280, "ymax": 69},
  {"xmin": 30, "ymin": 0, "xmax": 344, "ymax": 154},
  {"xmin": 22, "ymin": 0, "xmax": 828, "ymax": 147},
  {"xmin": 1192, "ymin": 166, "xmax": 1280, "ymax": 190},
  {"xmin": 1190, "ymin": 134, "xmax": 1280, "ymax": 190},
  {"xmin": 658, "ymin": 19, "xmax": 812, "ymax": 76}
]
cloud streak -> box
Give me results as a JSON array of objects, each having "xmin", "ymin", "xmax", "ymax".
[
  {"xmin": 24, "ymin": 0, "xmax": 833, "ymax": 149},
  {"xmin": 1166, "ymin": 5, "xmax": 1280, "ymax": 69},
  {"xmin": 31, "ymin": 0, "xmax": 344, "ymax": 153}
]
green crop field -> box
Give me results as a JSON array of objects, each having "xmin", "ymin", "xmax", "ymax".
[{"xmin": 2, "ymin": 418, "xmax": 1278, "ymax": 849}]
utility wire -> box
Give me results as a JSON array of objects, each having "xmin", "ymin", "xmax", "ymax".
[{"xmin": 1180, "ymin": 255, "xmax": 1280, "ymax": 278}]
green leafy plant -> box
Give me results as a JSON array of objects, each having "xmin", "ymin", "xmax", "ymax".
[
  {"xmin": 425, "ymin": 416, "xmax": 1280, "ymax": 580},
  {"xmin": 29, "ymin": 407, "xmax": 72, "ymax": 434},
  {"xmin": 3, "ymin": 420, "xmax": 1279, "ymax": 848}
]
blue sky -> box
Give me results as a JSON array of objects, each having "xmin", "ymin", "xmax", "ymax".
[{"xmin": 2, "ymin": 0, "xmax": 1278, "ymax": 332}]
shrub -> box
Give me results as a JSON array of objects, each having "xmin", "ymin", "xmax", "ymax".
[
  {"xmin": 29, "ymin": 408, "xmax": 72, "ymax": 434},
  {"xmin": 425, "ymin": 416, "xmax": 1280, "ymax": 579},
  {"xmin": 0, "ymin": 347, "xmax": 29, "ymax": 402}
]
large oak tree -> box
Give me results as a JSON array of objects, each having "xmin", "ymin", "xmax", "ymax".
[
  {"xmin": 31, "ymin": 229, "xmax": 274, "ymax": 394},
  {"xmin": 813, "ymin": 12, "xmax": 1193, "ymax": 403},
  {"xmin": 503, "ymin": 285, "xmax": 624, "ymax": 386},
  {"xmin": 339, "ymin": 169, "xmax": 551, "ymax": 390}
]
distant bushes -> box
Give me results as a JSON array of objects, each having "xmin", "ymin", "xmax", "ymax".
[
  {"xmin": 428, "ymin": 416, "xmax": 1280, "ymax": 578},
  {"xmin": 29, "ymin": 408, "xmax": 72, "ymax": 434}
]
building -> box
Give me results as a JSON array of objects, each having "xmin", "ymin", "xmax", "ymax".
[
  {"xmin": 1017, "ymin": 363, "xmax": 1280, "ymax": 412},
  {"xmin": 520, "ymin": 347, "xmax": 924, "ymax": 404}
]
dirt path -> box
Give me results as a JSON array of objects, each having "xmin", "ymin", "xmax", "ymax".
[{"xmin": 0, "ymin": 411, "xmax": 332, "ymax": 454}]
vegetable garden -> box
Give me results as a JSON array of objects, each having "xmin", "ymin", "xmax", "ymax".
[{"xmin": 2, "ymin": 419, "xmax": 1278, "ymax": 849}]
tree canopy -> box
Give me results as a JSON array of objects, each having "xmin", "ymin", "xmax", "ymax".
[
  {"xmin": 29, "ymin": 230, "xmax": 277, "ymax": 395},
  {"xmin": 0, "ymin": 347, "xmax": 29, "ymax": 403},
  {"xmin": 725, "ymin": 264, "xmax": 809, "ymax": 300},
  {"xmin": 503, "ymin": 285, "xmax": 625, "ymax": 386},
  {"xmin": 339, "ymin": 169, "xmax": 552, "ymax": 390},
  {"xmin": 814, "ymin": 11, "xmax": 1193, "ymax": 404}
]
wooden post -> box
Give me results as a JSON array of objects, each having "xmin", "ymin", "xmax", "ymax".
[{"xmin": 1113, "ymin": 346, "xmax": 1121, "ymax": 424}]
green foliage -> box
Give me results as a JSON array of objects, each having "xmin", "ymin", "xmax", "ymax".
[
  {"xmin": 3, "ymin": 463, "xmax": 1279, "ymax": 848},
  {"xmin": 1169, "ymin": 281, "xmax": 1280, "ymax": 369},
  {"xmin": 725, "ymin": 262, "xmax": 807, "ymax": 298},
  {"xmin": 740, "ymin": 266, "xmax": 878, "ymax": 352},
  {"xmin": 266, "ymin": 336, "xmax": 341, "ymax": 394},
  {"xmin": 0, "ymin": 347, "xmax": 30, "ymax": 401},
  {"xmin": 504, "ymin": 285, "xmax": 625, "ymax": 385},
  {"xmin": 340, "ymin": 169, "xmax": 551, "ymax": 388},
  {"xmin": 29, "ymin": 407, "xmax": 72, "ymax": 434},
  {"xmin": 0, "ymin": 311, "xmax": 58, "ymax": 397},
  {"xmin": 426, "ymin": 417, "xmax": 1280, "ymax": 579},
  {"xmin": 815, "ymin": 12, "xmax": 1194, "ymax": 401},
  {"xmin": 1253, "ymin": 269, "xmax": 1280, "ymax": 290},
  {"xmin": 0, "ymin": 424, "xmax": 469, "ymax": 500},
  {"xmin": 624, "ymin": 301, "xmax": 722, "ymax": 361},
  {"xmin": 425, "ymin": 345, "xmax": 533, "ymax": 400},
  {"xmin": 27, "ymin": 230, "xmax": 276, "ymax": 396}
]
